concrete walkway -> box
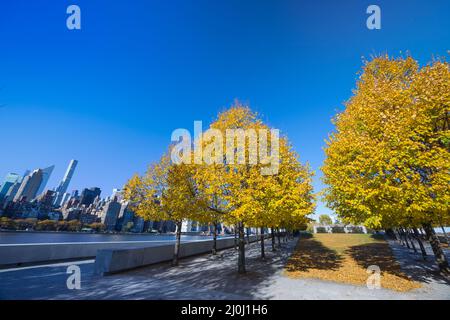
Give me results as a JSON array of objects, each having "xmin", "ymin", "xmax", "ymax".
[{"xmin": 0, "ymin": 237, "xmax": 449, "ymax": 300}]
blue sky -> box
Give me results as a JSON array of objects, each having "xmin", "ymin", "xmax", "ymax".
[{"xmin": 0, "ymin": 0, "xmax": 449, "ymax": 219}]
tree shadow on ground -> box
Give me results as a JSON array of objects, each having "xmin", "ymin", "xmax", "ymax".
[
  {"xmin": 370, "ymin": 234, "xmax": 385, "ymax": 241},
  {"xmin": 284, "ymin": 237, "xmax": 344, "ymax": 273},
  {"xmin": 144, "ymin": 241, "xmax": 294, "ymax": 299},
  {"xmin": 347, "ymin": 242, "xmax": 450, "ymax": 285},
  {"xmin": 49, "ymin": 240, "xmax": 298, "ymax": 300},
  {"xmin": 346, "ymin": 243, "xmax": 407, "ymax": 278}
]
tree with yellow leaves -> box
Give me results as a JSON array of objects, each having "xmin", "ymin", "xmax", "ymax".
[
  {"xmin": 125, "ymin": 102, "xmax": 315, "ymax": 273},
  {"xmin": 248, "ymin": 137, "xmax": 315, "ymax": 258},
  {"xmin": 123, "ymin": 152, "xmax": 202, "ymax": 266},
  {"xmin": 322, "ymin": 55, "xmax": 449, "ymax": 273},
  {"xmin": 193, "ymin": 103, "xmax": 315, "ymax": 272}
]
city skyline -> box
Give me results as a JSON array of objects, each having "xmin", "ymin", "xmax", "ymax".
[
  {"xmin": 0, "ymin": 159, "xmax": 129, "ymax": 213},
  {"xmin": 1, "ymin": 0, "xmax": 450, "ymax": 218},
  {"xmin": 0, "ymin": 160, "xmax": 121, "ymax": 201}
]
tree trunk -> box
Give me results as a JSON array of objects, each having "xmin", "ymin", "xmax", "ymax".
[
  {"xmin": 234, "ymin": 224, "xmax": 238, "ymax": 250},
  {"xmin": 422, "ymin": 228, "xmax": 430, "ymax": 240},
  {"xmin": 212, "ymin": 222, "xmax": 218, "ymax": 255},
  {"xmin": 172, "ymin": 220, "xmax": 182, "ymax": 266},
  {"xmin": 271, "ymin": 227, "xmax": 276, "ymax": 252},
  {"xmin": 260, "ymin": 227, "xmax": 265, "ymax": 259},
  {"xmin": 423, "ymin": 222, "xmax": 450, "ymax": 274},
  {"xmin": 387, "ymin": 228, "xmax": 397, "ymax": 240},
  {"xmin": 440, "ymin": 224, "xmax": 449, "ymax": 244},
  {"xmin": 400, "ymin": 228, "xmax": 411, "ymax": 249},
  {"xmin": 395, "ymin": 228, "xmax": 404, "ymax": 245},
  {"xmin": 407, "ymin": 228, "xmax": 418, "ymax": 254},
  {"xmin": 238, "ymin": 222, "xmax": 246, "ymax": 274},
  {"xmin": 413, "ymin": 227, "xmax": 427, "ymax": 260},
  {"xmin": 277, "ymin": 228, "xmax": 281, "ymax": 247}
]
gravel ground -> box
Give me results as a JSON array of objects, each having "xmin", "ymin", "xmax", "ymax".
[{"xmin": 0, "ymin": 236, "xmax": 449, "ymax": 300}]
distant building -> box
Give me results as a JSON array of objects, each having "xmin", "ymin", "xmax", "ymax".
[
  {"xmin": 80, "ymin": 187, "xmax": 102, "ymax": 207},
  {"xmin": 14, "ymin": 169, "xmax": 43, "ymax": 202},
  {"xmin": 71, "ymin": 190, "xmax": 79, "ymax": 199},
  {"xmin": 35, "ymin": 165, "xmax": 55, "ymax": 197},
  {"xmin": 22, "ymin": 170, "xmax": 30, "ymax": 179},
  {"xmin": 56, "ymin": 160, "xmax": 78, "ymax": 195},
  {"xmin": 48, "ymin": 211, "xmax": 63, "ymax": 221},
  {"xmin": 153, "ymin": 220, "xmax": 176, "ymax": 233},
  {"xmin": 181, "ymin": 219, "xmax": 197, "ymax": 232},
  {"xmin": 2, "ymin": 182, "xmax": 21, "ymax": 208},
  {"xmin": 122, "ymin": 211, "xmax": 136, "ymax": 231},
  {"xmin": 112, "ymin": 188, "xmax": 123, "ymax": 201},
  {"xmin": 132, "ymin": 216, "xmax": 145, "ymax": 233},
  {"xmin": 64, "ymin": 208, "xmax": 82, "ymax": 221},
  {"xmin": 143, "ymin": 220, "xmax": 154, "ymax": 232},
  {"xmin": 101, "ymin": 198, "xmax": 121, "ymax": 231},
  {"xmin": 313, "ymin": 224, "xmax": 368, "ymax": 234},
  {"xmin": 80, "ymin": 213, "xmax": 99, "ymax": 225},
  {"xmin": 37, "ymin": 190, "xmax": 56, "ymax": 207},
  {"xmin": 60, "ymin": 192, "xmax": 71, "ymax": 206},
  {"xmin": 0, "ymin": 173, "xmax": 21, "ymax": 201},
  {"xmin": 54, "ymin": 160, "xmax": 78, "ymax": 206}
]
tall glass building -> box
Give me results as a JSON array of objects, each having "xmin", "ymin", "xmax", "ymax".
[
  {"xmin": 56, "ymin": 160, "xmax": 78, "ymax": 194},
  {"xmin": 0, "ymin": 173, "xmax": 21, "ymax": 201},
  {"xmin": 36, "ymin": 165, "xmax": 55, "ymax": 197}
]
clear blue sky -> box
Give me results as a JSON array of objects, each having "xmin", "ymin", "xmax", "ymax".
[{"xmin": 1, "ymin": 0, "xmax": 449, "ymax": 219}]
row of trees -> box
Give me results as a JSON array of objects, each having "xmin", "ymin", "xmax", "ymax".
[
  {"xmin": 323, "ymin": 55, "xmax": 450, "ymax": 273},
  {"xmin": 124, "ymin": 104, "xmax": 316, "ymax": 273}
]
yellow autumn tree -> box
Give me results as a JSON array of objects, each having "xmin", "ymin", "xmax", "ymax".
[
  {"xmin": 123, "ymin": 152, "xmax": 202, "ymax": 266},
  {"xmin": 194, "ymin": 103, "xmax": 315, "ymax": 272},
  {"xmin": 322, "ymin": 55, "xmax": 449, "ymax": 273},
  {"xmin": 125, "ymin": 102, "xmax": 315, "ymax": 272},
  {"xmin": 248, "ymin": 137, "xmax": 315, "ymax": 257}
]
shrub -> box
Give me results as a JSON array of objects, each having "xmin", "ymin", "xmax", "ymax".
[
  {"xmin": 67, "ymin": 220, "xmax": 82, "ymax": 232},
  {"xmin": 36, "ymin": 220, "xmax": 57, "ymax": 231},
  {"xmin": 348, "ymin": 226, "xmax": 364, "ymax": 234},
  {"xmin": 89, "ymin": 223, "xmax": 105, "ymax": 232},
  {"xmin": 56, "ymin": 221, "xmax": 69, "ymax": 231},
  {"xmin": 331, "ymin": 226, "xmax": 346, "ymax": 233},
  {"xmin": 0, "ymin": 217, "xmax": 16, "ymax": 230},
  {"xmin": 16, "ymin": 219, "xmax": 37, "ymax": 230},
  {"xmin": 316, "ymin": 227, "xmax": 328, "ymax": 233}
]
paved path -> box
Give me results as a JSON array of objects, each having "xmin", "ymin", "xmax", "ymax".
[{"xmin": 0, "ymin": 237, "xmax": 449, "ymax": 300}]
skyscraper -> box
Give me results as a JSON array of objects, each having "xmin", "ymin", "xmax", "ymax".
[
  {"xmin": 22, "ymin": 170, "xmax": 30, "ymax": 179},
  {"xmin": 80, "ymin": 187, "xmax": 101, "ymax": 207},
  {"xmin": 36, "ymin": 165, "xmax": 55, "ymax": 197},
  {"xmin": 13, "ymin": 169, "xmax": 43, "ymax": 202},
  {"xmin": 0, "ymin": 173, "xmax": 21, "ymax": 201},
  {"xmin": 56, "ymin": 160, "xmax": 78, "ymax": 194},
  {"xmin": 4, "ymin": 182, "xmax": 21, "ymax": 201},
  {"xmin": 60, "ymin": 192, "xmax": 72, "ymax": 207},
  {"xmin": 101, "ymin": 198, "xmax": 121, "ymax": 231},
  {"xmin": 54, "ymin": 160, "xmax": 78, "ymax": 207}
]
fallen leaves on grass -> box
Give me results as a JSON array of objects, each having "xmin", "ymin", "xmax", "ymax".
[{"xmin": 284, "ymin": 234, "xmax": 421, "ymax": 292}]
